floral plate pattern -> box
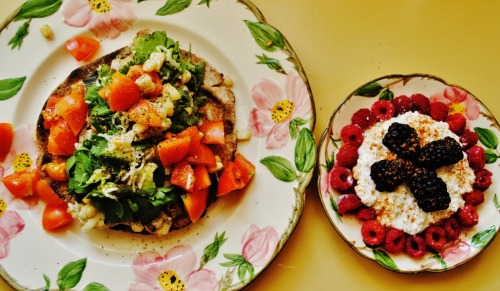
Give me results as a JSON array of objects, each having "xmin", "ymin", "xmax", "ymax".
[
  {"xmin": 318, "ymin": 74, "xmax": 500, "ymax": 273},
  {"xmin": 0, "ymin": 0, "xmax": 315, "ymax": 290}
]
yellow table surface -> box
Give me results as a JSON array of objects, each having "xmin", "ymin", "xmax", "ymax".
[{"xmin": 2, "ymin": 1, "xmax": 500, "ymax": 290}]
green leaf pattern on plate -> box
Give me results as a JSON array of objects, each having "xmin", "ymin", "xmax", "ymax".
[
  {"xmin": 373, "ymin": 249, "xmax": 399, "ymax": 271},
  {"xmin": 471, "ymin": 226, "xmax": 497, "ymax": 249},
  {"xmin": 0, "ymin": 77, "xmax": 26, "ymax": 100},
  {"xmin": 14, "ymin": 0, "xmax": 62, "ymax": 21},
  {"xmin": 355, "ymin": 82, "xmax": 383, "ymax": 97},
  {"xmin": 156, "ymin": 0, "xmax": 192, "ymax": 15}
]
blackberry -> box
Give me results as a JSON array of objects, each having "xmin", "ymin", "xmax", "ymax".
[
  {"xmin": 418, "ymin": 137, "xmax": 463, "ymax": 170},
  {"xmin": 370, "ymin": 159, "xmax": 414, "ymax": 192},
  {"xmin": 382, "ymin": 122, "xmax": 421, "ymax": 161},
  {"xmin": 407, "ymin": 167, "xmax": 450, "ymax": 212}
]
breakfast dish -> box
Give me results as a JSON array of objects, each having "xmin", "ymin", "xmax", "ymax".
[
  {"xmin": 35, "ymin": 29, "xmax": 244, "ymax": 235},
  {"xmin": 318, "ymin": 74, "xmax": 500, "ymax": 272},
  {"xmin": 0, "ymin": 1, "xmax": 315, "ymax": 290}
]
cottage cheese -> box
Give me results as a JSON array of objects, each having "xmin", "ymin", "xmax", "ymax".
[{"xmin": 353, "ymin": 112, "xmax": 475, "ymax": 235}]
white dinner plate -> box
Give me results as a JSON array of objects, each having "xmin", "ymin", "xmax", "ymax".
[
  {"xmin": 0, "ymin": 0, "xmax": 315, "ymax": 289},
  {"xmin": 318, "ymin": 74, "xmax": 500, "ymax": 273}
]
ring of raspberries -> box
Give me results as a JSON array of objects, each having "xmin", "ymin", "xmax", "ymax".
[{"xmin": 330, "ymin": 94, "xmax": 493, "ymax": 259}]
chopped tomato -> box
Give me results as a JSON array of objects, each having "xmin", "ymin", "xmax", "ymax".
[
  {"xmin": 216, "ymin": 153, "xmax": 255, "ymax": 197},
  {"xmin": 0, "ymin": 123, "xmax": 13, "ymax": 162},
  {"xmin": 199, "ymin": 121, "xmax": 225, "ymax": 145},
  {"xmin": 182, "ymin": 187, "xmax": 209, "ymax": 223},
  {"xmin": 233, "ymin": 153, "xmax": 255, "ymax": 184},
  {"xmin": 193, "ymin": 165, "xmax": 211, "ymax": 190},
  {"xmin": 48, "ymin": 119, "xmax": 76, "ymax": 156},
  {"xmin": 35, "ymin": 180, "xmax": 65, "ymax": 206},
  {"xmin": 98, "ymin": 72, "xmax": 141, "ymax": 112},
  {"xmin": 42, "ymin": 95, "xmax": 63, "ymax": 128},
  {"xmin": 42, "ymin": 203, "xmax": 73, "ymax": 231},
  {"xmin": 1, "ymin": 168, "xmax": 40, "ymax": 198},
  {"xmin": 128, "ymin": 99, "xmax": 163, "ymax": 127},
  {"xmin": 126, "ymin": 65, "xmax": 163, "ymax": 97},
  {"xmin": 157, "ymin": 136, "xmax": 192, "ymax": 167},
  {"xmin": 171, "ymin": 161, "xmax": 195, "ymax": 192},
  {"xmin": 55, "ymin": 93, "xmax": 88, "ymax": 135},
  {"xmin": 216, "ymin": 161, "xmax": 245, "ymax": 197},
  {"xmin": 177, "ymin": 126, "xmax": 202, "ymax": 155},
  {"xmin": 65, "ymin": 36, "xmax": 100, "ymax": 62},
  {"xmin": 185, "ymin": 143, "xmax": 216, "ymax": 167}
]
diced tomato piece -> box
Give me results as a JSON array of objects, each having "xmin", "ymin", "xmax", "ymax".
[
  {"xmin": 128, "ymin": 99, "xmax": 163, "ymax": 127},
  {"xmin": 157, "ymin": 136, "xmax": 192, "ymax": 167},
  {"xmin": 185, "ymin": 143, "xmax": 216, "ymax": 167},
  {"xmin": 35, "ymin": 180, "xmax": 65, "ymax": 206},
  {"xmin": 65, "ymin": 36, "xmax": 100, "ymax": 62},
  {"xmin": 171, "ymin": 161, "xmax": 195, "ymax": 192},
  {"xmin": 126, "ymin": 65, "xmax": 163, "ymax": 97},
  {"xmin": 98, "ymin": 72, "xmax": 141, "ymax": 112},
  {"xmin": 55, "ymin": 93, "xmax": 88, "ymax": 135},
  {"xmin": 1, "ymin": 168, "xmax": 40, "ymax": 198},
  {"xmin": 216, "ymin": 161, "xmax": 245, "ymax": 197},
  {"xmin": 182, "ymin": 187, "xmax": 209, "ymax": 223},
  {"xmin": 233, "ymin": 153, "xmax": 255, "ymax": 184},
  {"xmin": 177, "ymin": 126, "xmax": 202, "ymax": 155},
  {"xmin": 42, "ymin": 203, "xmax": 73, "ymax": 231},
  {"xmin": 0, "ymin": 123, "xmax": 13, "ymax": 162},
  {"xmin": 193, "ymin": 165, "xmax": 211, "ymax": 190},
  {"xmin": 42, "ymin": 95, "xmax": 63, "ymax": 129},
  {"xmin": 48, "ymin": 119, "xmax": 76, "ymax": 156},
  {"xmin": 199, "ymin": 120, "xmax": 225, "ymax": 145}
]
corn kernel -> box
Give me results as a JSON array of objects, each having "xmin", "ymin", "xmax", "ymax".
[
  {"xmin": 39, "ymin": 24, "xmax": 54, "ymax": 39},
  {"xmin": 163, "ymin": 83, "xmax": 181, "ymax": 100},
  {"xmin": 224, "ymin": 76, "xmax": 233, "ymax": 87}
]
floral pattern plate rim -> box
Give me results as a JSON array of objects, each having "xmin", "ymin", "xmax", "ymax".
[
  {"xmin": 0, "ymin": 0, "xmax": 316, "ymax": 290},
  {"xmin": 317, "ymin": 74, "xmax": 500, "ymax": 273}
]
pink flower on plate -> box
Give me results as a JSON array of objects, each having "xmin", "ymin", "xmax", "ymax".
[
  {"xmin": 430, "ymin": 86, "xmax": 480, "ymax": 121},
  {"xmin": 0, "ymin": 202, "xmax": 25, "ymax": 259},
  {"xmin": 320, "ymin": 169, "xmax": 332, "ymax": 199},
  {"xmin": 249, "ymin": 70, "xmax": 311, "ymax": 149},
  {"xmin": 130, "ymin": 245, "xmax": 219, "ymax": 291},
  {"xmin": 440, "ymin": 240, "xmax": 471, "ymax": 265},
  {"xmin": 61, "ymin": 0, "xmax": 137, "ymax": 39},
  {"xmin": 0, "ymin": 124, "xmax": 40, "ymax": 209},
  {"xmin": 241, "ymin": 224, "xmax": 279, "ymax": 267}
]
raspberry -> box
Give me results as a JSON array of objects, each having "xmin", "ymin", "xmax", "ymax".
[
  {"xmin": 466, "ymin": 145, "xmax": 486, "ymax": 170},
  {"xmin": 411, "ymin": 94, "xmax": 430, "ymax": 115},
  {"xmin": 445, "ymin": 113, "xmax": 466, "ymax": 135},
  {"xmin": 329, "ymin": 167, "xmax": 354, "ymax": 191},
  {"xmin": 340, "ymin": 124, "xmax": 364, "ymax": 148},
  {"xmin": 459, "ymin": 129, "xmax": 479, "ymax": 150},
  {"xmin": 405, "ymin": 235, "xmax": 426, "ymax": 259},
  {"xmin": 356, "ymin": 206, "xmax": 376, "ymax": 221},
  {"xmin": 462, "ymin": 190, "xmax": 485, "ymax": 206},
  {"xmin": 474, "ymin": 168, "xmax": 492, "ymax": 191},
  {"xmin": 384, "ymin": 228, "xmax": 406, "ymax": 254},
  {"xmin": 336, "ymin": 144, "xmax": 359, "ymax": 169},
  {"xmin": 429, "ymin": 101, "xmax": 449, "ymax": 121},
  {"xmin": 457, "ymin": 204, "xmax": 479, "ymax": 227},
  {"xmin": 337, "ymin": 194, "xmax": 363, "ymax": 215},
  {"xmin": 424, "ymin": 225, "xmax": 447, "ymax": 250},
  {"xmin": 371, "ymin": 100, "xmax": 395, "ymax": 121},
  {"xmin": 361, "ymin": 220, "xmax": 386, "ymax": 246},
  {"xmin": 351, "ymin": 108, "xmax": 376, "ymax": 130},
  {"xmin": 392, "ymin": 95, "xmax": 412, "ymax": 116},
  {"xmin": 443, "ymin": 217, "xmax": 461, "ymax": 240}
]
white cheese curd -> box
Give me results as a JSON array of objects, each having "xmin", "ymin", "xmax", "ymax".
[{"xmin": 353, "ymin": 111, "xmax": 475, "ymax": 235}]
